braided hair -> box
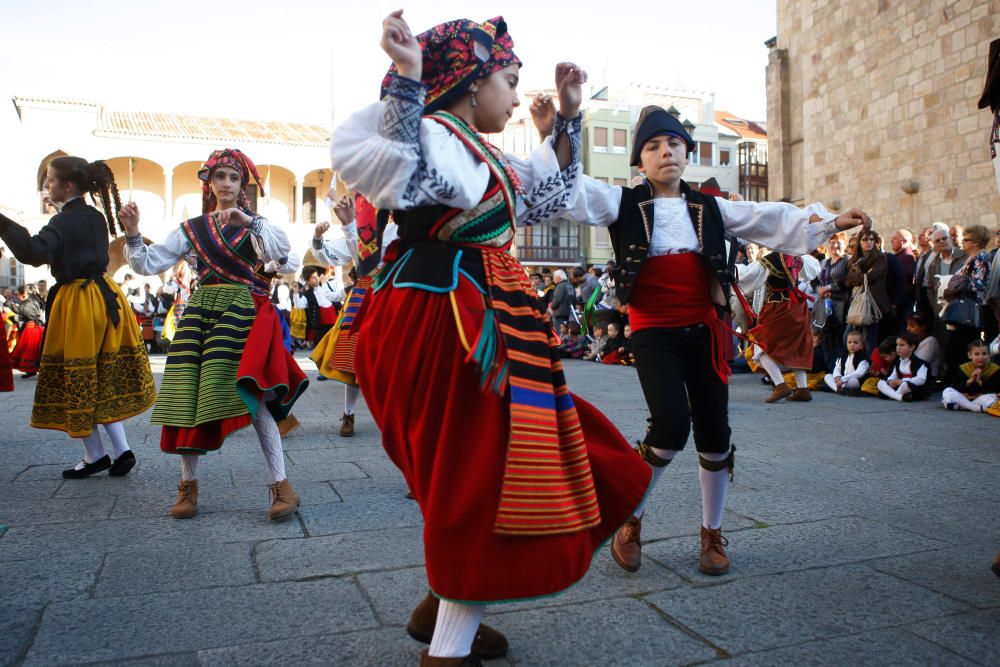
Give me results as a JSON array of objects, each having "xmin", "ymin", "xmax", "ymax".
[{"xmin": 48, "ymin": 156, "xmax": 126, "ymax": 237}]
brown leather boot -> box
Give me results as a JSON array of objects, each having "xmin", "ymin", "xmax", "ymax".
[
  {"xmin": 766, "ymin": 382, "xmax": 793, "ymax": 403},
  {"xmin": 699, "ymin": 526, "xmax": 730, "ymax": 575},
  {"xmin": 171, "ymin": 480, "xmax": 199, "ymax": 519},
  {"xmin": 277, "ymin": 414, "xmax": 300, "ymax": 436},
  {"xmin": 339, "ymin": 413, "xmax": 355, "ymax": 437},
  {"xmin": 268, "ymin": 479, "xmax": 300, "ymax": 521},
  {"xmin": 787, "ymin": 387, "xmax": 813, "ymax": 402},
  {"xmin": 611, "ymin": 515, "xmax": 642, "ymax": 572},
  {"xmin": 418, "ymin": 649, "xmax": 483, "ymax": 666},
  {"xmin": 407, "ymin": 592, "xmax": 509, "ymax": 659}
]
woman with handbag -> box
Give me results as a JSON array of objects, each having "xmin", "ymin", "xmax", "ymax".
[
  {"xmin": 941, "ymin": 225, "xmax": 992, "ymax": 385},
  {"xmin": 845, "ymin": 230, "xmax": 891, "ymax": 353}
]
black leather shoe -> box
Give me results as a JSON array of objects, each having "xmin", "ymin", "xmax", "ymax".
[
  {"xmin": 63, "ymin": 456, "xmax": 112, "ymax": 479},
  {"xmin": 109, "ymin": 451, "xmax": 136, "ymax": 477}
]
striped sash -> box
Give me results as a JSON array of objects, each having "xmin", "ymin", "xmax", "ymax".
[
  {"xmin": 429, "ymin": 113, "xmax": 601, "ymax": 536},
  {"xmin": 180, "ymin": 214, "xmax": 270, "ymax": 294}
]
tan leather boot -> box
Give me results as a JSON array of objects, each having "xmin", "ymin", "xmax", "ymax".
[
  {"xmin": 787, "ymin": 387, "xmax": 813, "ymax": 402},
  {"xmin": 340, "ymin": 413, "xmax": 355, "ymax": 437},
  {"xmin": 699, "ymin": 526, "xmax": 730, "ymax": 575},
  {"xmin": 418, "ymin": 649, "xmax": 483, "ymax": 666},
  {"xmin": 171, "ymin": 480, "xmax": 199, "ymax": 519},
  {"xmin": 766, "ymin": 382, "xmax": 793, "ymax": 403},
  {"xmin": 268, "ymin": 479, "xmax": 300, "ymax": 521},
  {"xmin": 277, "ymin": 414, "xmax": 300, "ymax": 436},
  {"xmin": 407, "ymin": 592, "xmax": 509, "ymax": 659},
  {"xmin": 611, "ymin": 515, "xmax": 642, "ymax": 572}
]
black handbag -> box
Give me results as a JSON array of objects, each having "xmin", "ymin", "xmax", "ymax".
[{"xmin": 942, "ymin": 296, "xmax": 982, "ymax": 328}]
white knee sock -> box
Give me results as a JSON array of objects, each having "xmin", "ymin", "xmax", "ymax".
[
  {"xmin": 843, "ymin": 377, "xmax": 860, "ymax": 390},
  {"xmin": 180, "ymin": 454, "xmax": 199, "ymax": 481},
  {"xmin": 633, "ymin": 446, "xmax": 678, "ymax": 518},
  {"xmin": 877, "ymin": 379, "xmax": 903, "ymax": 401},
  {"xmin": 102, "ymin": 421, "xmax": 131, "ymax": 458},
  {"xmin": 428, "ymin": 599, "xmax": 486, "ymax": 658},
  {"xmin": 793, "ymin": 369, "xmax": 807, "ymax": 389},
  {"xmin": 758, "ymin": 353, "xmax": 785, "ymax": 385},
  {"xmin": 80, "ymin": 430, "xmax": 107, "ymax": 463},
  {"xmin": 344, "ymin": 385, "xmax": 360, "ymax": 416},
  {"xmin": 700, "ymin": 448, "xmax": 732, "ymax": 530},
  {"xmin": 253, "ymin": 408, "xmax": 286, "ymax": 484},
  {"xmin": 974, "ymin": 394, "xmax": 998, "ymax": 410},
  {"xmin": 823, "ymin": 373, "xmax": 838, "ymax": 392}
]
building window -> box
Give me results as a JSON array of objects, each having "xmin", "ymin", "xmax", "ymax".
[
  {"xmin": 699, "ymin": 142, "xmax": 713, "ymax": 166},
  {"xmin": 594, "ymin": 127, "xmax": 608, "ymax": 152},
  {"xmin": 719, "ymin": 148, "xmax": 731, "ymax": 166},
  {"xmin": 612, "ymin": 128, "xmax": 627, "ymax": 154}
]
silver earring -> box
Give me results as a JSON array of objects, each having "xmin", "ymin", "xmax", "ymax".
[{"xmin": 470, "ymin": 91, "xmax": 477, "ymax": 108}]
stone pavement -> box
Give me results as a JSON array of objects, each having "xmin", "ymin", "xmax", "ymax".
[{"xmin": 1, "ymin": 354, "xmax": 998, "ymax": 666}]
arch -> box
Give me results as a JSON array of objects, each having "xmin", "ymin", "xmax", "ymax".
[
  {"xmin": 256, "ymin": 164, "xmax": 296, "ymax": 225},
  {"xmin": 172, "ymin": 161, "xmax": 205, "ymax": 220},
  {"xmin": 36, "ymin": 149, "xmax": 70, "ymax": 191},
  {"xmin": 103, "ymin": 157, "xmax": 167, "ymax": 233}
]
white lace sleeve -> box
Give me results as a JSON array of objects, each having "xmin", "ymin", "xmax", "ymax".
[
  {"xmin": 716, "ymin": 198, "xmax": 838, "ymax": 255},
  {"xmin": 331, "ymin": 75, "xmax": 489, "ymax": 212},
  {"xmin": 247, "ymin": 216, "xmax": 291, "ymax": 265},
  {"xmin": 509, "ymin": 113, "xmax": 587, "ymax": 227},
  {"xmin": 125, "ymin": 226, "xmax": 191, "ymax": 276}
]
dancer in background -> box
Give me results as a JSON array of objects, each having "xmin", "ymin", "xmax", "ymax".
[
  {"xmin": 122, "ymin": 148, "xmax": 307, "ymax": 521},
  {"xmin": 0, "ymin": 156, "xmax": 156, "ymax": 477},
  {"xmin": 10, "ymin": 283, "xmax": 45, "ymax": 378}
]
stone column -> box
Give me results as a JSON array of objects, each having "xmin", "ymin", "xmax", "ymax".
[
  {"xmin": 163, "ymin": 168, "xmax": 173, "ymax": 221},
  {"xmin": 294, "ymin": 179, "xmax": 303, "ymax": 224}
]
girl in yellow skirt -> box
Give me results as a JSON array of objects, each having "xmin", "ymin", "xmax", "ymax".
[{"xmin": 0, "ymin": 157, "xmax": 157, "ymax": 478}]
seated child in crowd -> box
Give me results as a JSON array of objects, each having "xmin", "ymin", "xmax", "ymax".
[
  {"xmin": 558, "ymin": 322, "xmax": 589, "ymax": 359},
  {"xmin": 907, "ymin": 314, "xmax": 942, "ymax": 380},
  {"xmin": 861, "ymin": 337, "xmax": 899, "ymax": 396},
  {"xmin": 877, "ymin": 331, "xmax": 931, "ymax": 402},
  {"xmin": 942, "ymin": 339, "xmax": 1000, "ymax": 413},
  {"xmin": 582, "ymin": 324, "xmax": 606, "ymax": 362},
  {"xmin": 824, "ymin": 329, "xmax": 869, "ymax": 394},
  {"xmin": 601, "ymin": 322, "xmax": 627, "ymax": 365}
]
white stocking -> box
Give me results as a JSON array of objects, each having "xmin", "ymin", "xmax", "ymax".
[
  {"xmin": 757, "ymin": 352, "xmax": 785, "ymax": 385},
  {"xmin": 428, "ymin": 599, "xmax": 485, "ymax": 658},
  {"xmin": 253, "ymin": 408, "xmax": 286, "ymax": 484},
  {"xmin": 180, "ymin": 455, "xmax": 199, "ymax": 481},
  {"xmin": 80, "ymin": 430, "xmax": 107, "ymax": 463},
  {"xmin": 344, "ymin": 385, "xmax": 360, "ymax": 416},
  {"xmin": 700, "ymin": 448, "xmax": 732, "ymax": 530},
  {"xmin": 633, "ymin": 446, "xmax": 678, "ymax": 518},
  {"xmin": 102, "ymin": 421, "xmax": 131, "ymax": 458},
  {"xmin": 793, "ymin": 369, "xmax": 807, "ymax": 389}
]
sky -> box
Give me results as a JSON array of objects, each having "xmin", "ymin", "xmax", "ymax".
[{"xmin": 1, "ymin": 0, "xmax": 777, "ymax": 126}]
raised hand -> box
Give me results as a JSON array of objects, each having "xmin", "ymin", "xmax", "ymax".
[
  {"xmin": 834, "ymin": 208, "xmax": 871, "ymax": 232},
  {"xmin": 554, "ymin": 62, "xmax": 587, "ymax": 118},
  {"xmin": 213, "ymin": 208, "xmax": 253, "ymax": 228},
  {"xmin": 314, "ymin": 221, "xmax": 331, "ymax": 239},
  {"xmin": 381, "ymin": 10, "xmax": 422, "ymax": 81},
  {"xmin": 120, "ymin": 202, "xmax": 141, "ymax": 237},
  {"xmin": 529, "ymin": 93, "xmax": 556, "ymax": 139},
  {"xmin": 333, "ymin": 195, "xmax": 355, "ymax": 225}
]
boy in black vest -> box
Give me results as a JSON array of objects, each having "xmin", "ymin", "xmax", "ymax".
[{"xmin": 534, "ymin": 102, "xmax": 870, "ymax": 575}]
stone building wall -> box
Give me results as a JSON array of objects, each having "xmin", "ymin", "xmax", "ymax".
[{"xmin": 767, "ymin": 0, "xmax": 1000, "ymax": 235}]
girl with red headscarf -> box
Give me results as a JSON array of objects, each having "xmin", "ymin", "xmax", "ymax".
[{"xmin": 120, "ymin": 148, "xmax": 308, "ymax": 523}]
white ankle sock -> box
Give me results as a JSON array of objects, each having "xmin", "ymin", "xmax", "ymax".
[
  {"xmin": 102, "ymin": 421, "xmax": 131, "ymax": 458},
  {"xmin": 180, "ymin": 455, "xmax": 199, "ymax": 481},
  {"xmin": 757, "ymin": 353, "xmax": 785, "ymax": 385},
  {"xmin": 793, "ymin": 369, "xmax": 807, "ymax": 389},
  {"xmin": 633, "ymin": 447, "xmax": 678, "ymax": 518},
  {"xmin": 700, "ymin": 449, "xmax": 732, "ymax": 530},
  {"xmin": 80, "ymin": 431, "xmax": 107, "ymax": 463},
  {"xmin": 428, "ymin": 599, "xmax": 485, "ymax": 658},
  {"xmin": 253, "ymin": 408, "xmax": 286, "ymax": 484},
  {"xmin": 344, "ymin": 385, "xmax": 360, "ymax": 416}
]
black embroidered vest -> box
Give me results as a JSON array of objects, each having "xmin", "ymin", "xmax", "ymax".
[{"xmin": 608, "ymin": 180, "xmax": 733, "ymax": 307}]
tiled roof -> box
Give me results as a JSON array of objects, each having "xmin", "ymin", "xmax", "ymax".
[
  {"xmin": 714, "ymin": 111, "xmax": 768, "ymax": 141},
  {"xmin": 97, "ymin": 110, "xmax": 329, "ymax": 147}
]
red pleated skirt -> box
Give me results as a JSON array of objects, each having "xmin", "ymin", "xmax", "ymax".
[
  {"xmin": 11, "ymin": 321, "xmax": 44, "ymax": 373},
  {"xmin": 749, "ymin": 298, "xmax": 813, "ymax": 370},
  {"xmin": 354, "ymin": 278, "xmax": 651, "ymax": 603},
  {"xmin": 0, "ymin": 324, "xmax": 12, "ymax": 391}
]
